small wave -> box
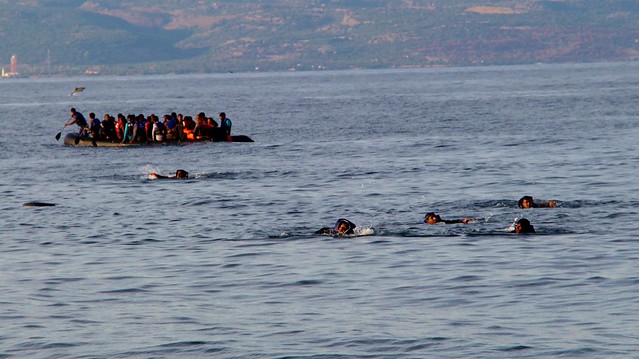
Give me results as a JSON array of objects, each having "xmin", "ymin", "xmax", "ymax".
[
  {"xmin": 354, "ymin": 226, "xmax": 374, "ymax": 236},
  {"xmin": 496, "ymin": 345, "xmax": 533, "ymax": 352},
  {"xmin": 99, "ymin": 288, "xmax": 148, "ymax": 294}
]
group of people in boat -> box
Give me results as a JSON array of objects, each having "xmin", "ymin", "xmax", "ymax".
[
  {"xmin": 315, "ymin": 195, "xmax": 556, "ymax": 236},
  {"xmin": 64, "ymin": 108, "xmax": 233, "ymax": 143}
]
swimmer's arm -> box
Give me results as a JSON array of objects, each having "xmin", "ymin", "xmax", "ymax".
[
  {"xmin": 314, "ymin": 227, "xmax": 333, "ymax": 235},
  {"xmin": 442, "ymin": 218, "xmax": 472, "ymax": 224},
  {"xmin": 149, "ymin": 172, "xmax": 169, "ymax": 179},
  {"xmin": 536, "ymin": 201, "xmax": 557, "ymax": 208}
]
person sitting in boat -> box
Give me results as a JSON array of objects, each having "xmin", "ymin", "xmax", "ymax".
[
  {"xmin": 122, "ymin": 114, "xmax": 137, "ymax": 143},
  {"xmin": 176, "ymin": 113, "xmax": 186, "ymax": 141},
  {"xmin": 149, "ymin": 169, "xmax": 189, "ymax": 180},
  {"xmin": 114, "ymin": 113, "xmax": 126, "ymax": 142},
  {"xmin": 193, "ymin": 112, "xmax": 210, "ymax": 140},
  {"xmin": 315, "ymin": 218, "xmax": 357, "ymax": 236},
  {"xmin": 514, "ymin": 218, "xmax": 535, "ymax": 234},
  {"xmin": 518, "ymin": 196, "xmax": 556, "ymax": 209},
  {"xmin": 88, "ymin": 112, "xmax": 102, "ymax": 140},
  {"xmin": 64, "ymin": 108, "xmax": 88, "ymax": 137},
  {"xmin": 135, "ymin": 114, "xmax": 148, "ymax": 143},
  {"xmin": 152, "ymin": 115, "xmax": 167, "ymax": 142},
  {"xmin": 144, "ymin": 114, "xmax": 154, "ymax": 141},
  {"xmin": 424, "ymin": 212, "xmax": 472, "ymax": 225},
  {"xmin": 206, "ymin": 117, "xmax": 219, "ymax": 136},
  {"xmin": 182, "ymin": 115, "xmax": 196, "ymax": 141},
  {"xmin": 219, "ymin": 112, "xmax": 232, "ymax": 139},
  {"xmin": 101, "ymin": 114, "xmax": 116, "ymax": 141},
  {"xmin": 165, "ymin": 113, "xmax": 181, "ymax": 141}
]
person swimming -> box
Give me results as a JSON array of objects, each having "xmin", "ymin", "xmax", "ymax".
[
  {"xmin": 424, "ymin": 212, "xmax": 472, "ymax": 224},
  {"xmin": 315, "ymin": 218, "xmax": 357, "ymax": 235},
  {"xmin": 149, "ymin": 169, "xmax": 189, "ymax": 179},
  {"xmin": 518, "ymin": 196, "xmax": 556, "ymax": 209},
  {"xmin": 514, "ymin": 218, "xmax": 535, "ymax": 234}
]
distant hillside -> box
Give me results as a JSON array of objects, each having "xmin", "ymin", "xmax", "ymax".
[{"xmin": 1, "ymin": 0, "xmax": 639, "ymax": 76}]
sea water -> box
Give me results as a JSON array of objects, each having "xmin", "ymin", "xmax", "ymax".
[{"xmin": 0, "ymin": 62, "xmax": 638, "ymax": 358}]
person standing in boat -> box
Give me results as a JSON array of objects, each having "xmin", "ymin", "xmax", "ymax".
[
  {"xmin": 64, "ymin": 108, "xmax": 88, "ymax": 137},
  {"xmin": 219, "ymin": 112, "xmax": 232, "ymax": 140}
]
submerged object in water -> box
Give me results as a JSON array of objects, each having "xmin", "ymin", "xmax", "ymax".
[{"xmin": 23, "ymin": 202, "xmax": 56, "ymax": 207}]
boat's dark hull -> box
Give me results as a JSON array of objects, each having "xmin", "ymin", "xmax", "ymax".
[{"xmin": 63, "ymin": 133, "xmax": 254, "ymax": 147}]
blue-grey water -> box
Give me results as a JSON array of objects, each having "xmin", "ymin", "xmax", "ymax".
[{"xmin": 1, "ymin": 62, "xmax": 638, "ymax": 358}]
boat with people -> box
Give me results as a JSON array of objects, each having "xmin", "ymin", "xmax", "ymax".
[{"xmin": 58, "ymin": 109, "xmax": 254, "ymax": 146}]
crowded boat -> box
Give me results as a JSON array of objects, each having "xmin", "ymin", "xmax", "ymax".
[{"xmin": 62, "ymin": 109, "xmax": 253, "ymax": 146}]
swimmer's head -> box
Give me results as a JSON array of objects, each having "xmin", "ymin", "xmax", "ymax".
[
  {"xmin": 334, "ymin": 218, "xmax": 355, "ymax": 234},
  {"xmin": 424, "ymin": 212, "xmax": 441, "ymax": 224},
  {"xmin": 175, "ymin": 169, "xmax": 189, "ymax": 179},
  {"xmin": 515, "ymin": 218, "xmax": 535, "ymax": 234},
  {"xmin": 518, "ymin": 196, "xmax": 534, "ymax": 209}
]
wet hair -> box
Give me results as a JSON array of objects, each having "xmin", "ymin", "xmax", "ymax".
[
  {"xmin": 515, "ymin": 218, "xmax": 535, "ymax": 234},
  {"xmin": 518, "ymin": 196, "xmax": 534, "ymax": 208}
]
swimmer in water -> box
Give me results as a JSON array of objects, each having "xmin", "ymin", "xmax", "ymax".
[
  {"xmin": 514, "ymin": 218, "xmax": 535, "ymax": 234},
  {"xmin": 424, "ymin": 212, "xmax": 472, "ymax": 225},
  {"xmin": 518, "ymin": 196, "xmax": 556, "ymax": 209},
  {"xmin": 149, "ymin": 169, "xmax": 189, "ymax": 179},
  {"xmin": 315, "ymin": 218, "xmax": 357, "ymax": 235}
]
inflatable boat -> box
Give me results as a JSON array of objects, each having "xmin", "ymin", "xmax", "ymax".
[{"xmin": 63, "ymin": 133, "xmax": 254, "ymax": 147}]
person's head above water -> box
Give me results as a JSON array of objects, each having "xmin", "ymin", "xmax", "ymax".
[
  {"xmin": 175, "ymin": 169, "xmax": 188, "ymax": 179},
  {"xmin": 518, "ymin": 196, "xmax": 534, "ymax": 209},
  {"xmin": 515, "ymin": 218, "xmax": 535, "ymax": 234},
  {"xmin": 518, "ymin": 195, "xmax": 556, "ymax": 208},
  {"xmin": 424, "ymin": 212, "xmax": 442, "ymax": 224},
  {"xmin": 334, "ymin": 218, "xmax": 356, "ymax": 235}
]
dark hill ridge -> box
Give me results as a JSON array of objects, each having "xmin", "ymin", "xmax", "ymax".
[{"xmin": 1, "ymin": 0, "xmax": 638, "ymax": 76}]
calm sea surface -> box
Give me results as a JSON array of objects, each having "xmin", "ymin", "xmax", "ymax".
[{"xmin": 0, "ymin": 62, "xmax": 638, "ymax": 358}]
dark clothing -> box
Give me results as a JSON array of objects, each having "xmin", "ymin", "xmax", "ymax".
[
  {"xmin": 70, "ymin": 111, "xmax": 88, "ymax": 136},
  {"xmin": 220, "ymin": 118, "xmax": 232, "ymax": 136},
  {"xmin": 101, "ymin": 118, "xmax": 116, "ymax": 141},
  {"xmin": 73, "ymin": 112, "xmax": 87, "ymax": 128}
]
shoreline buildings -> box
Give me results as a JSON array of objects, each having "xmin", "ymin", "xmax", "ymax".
[{"xmin": 1, "ymin": 55, "xmax": 19, "ymax": 78}]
